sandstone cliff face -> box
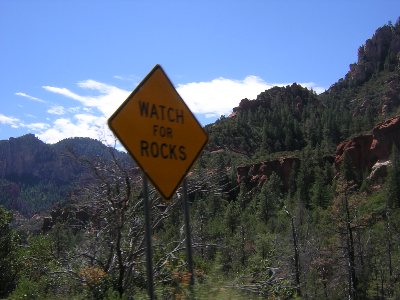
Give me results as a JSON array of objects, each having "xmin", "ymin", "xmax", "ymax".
[
  {"xmin": 371, "ymin": 115, "xmax": 400, "ymax": 158},
  {"xmin": 335, "ymin": 134, "xmax": 374, "ymax": 171},
  {"xmin": 237, "ymin": 157, "xmax": 299, "ymax": 191},
  {"xmin": 335, "ymin": 115, "xmax": 400, "ymax": 173}
]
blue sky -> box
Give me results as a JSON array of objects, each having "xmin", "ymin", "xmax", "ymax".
[{"xmin": 1, "ymin": 0, "xmax": 399, "ymax": 145}]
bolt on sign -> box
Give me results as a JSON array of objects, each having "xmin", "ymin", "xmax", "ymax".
[{"xmin": 108, "ymin": 65, "xmax": 208, "ymax": 200}]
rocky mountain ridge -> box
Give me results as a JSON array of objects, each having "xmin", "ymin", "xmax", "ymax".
[
  {"xmin": 0, "ymin": 134, "xmax": 132, "ymax": 216},
  {"xmin": 337, "ymin": 23, "xmax": 400, "ymax": 88}
]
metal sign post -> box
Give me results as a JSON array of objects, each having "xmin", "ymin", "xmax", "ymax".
[
  {"xmin": 142, "ymin": 174, "xmax": 155, "ymax": 299},
  {"xmin": 182, "ymin": 178, "xmax": 194, "ymax": 285}
]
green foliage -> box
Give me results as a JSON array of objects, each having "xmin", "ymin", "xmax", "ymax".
[
  {"xmin": 386, "ymin": 144, "xmax": 400, "ymax": 208},
  {"xmin": 223, "ymin": 200, "xmax": 241, "ymax": 235},
  {"xmin": 0, "ymin": 206, "xmax": 18, "ymax": 298},
  {"xmin": 8, "ymin": 277, "xmax": 44, "ymax": 300},
  {"xmin": 310, "ymin": 165, "xmax": 334, "ymax": 208},
  {"xmin": 256, "ymin": 172, "xmax": 282, "ymax": 225}
]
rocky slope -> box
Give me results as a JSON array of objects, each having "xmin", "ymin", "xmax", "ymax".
[
  {"xmin": 324, "ymin": 22, "xmax": 400, "ymax": 120},
  {"xmin": 335, "ymin": 114, "xmax": 400, "ymax": 180},
  {"xmin": 236, "ymin": 114, "xmax": 400, "ymax": 188},
  {"xmin": 0, "ymin": 134, "xmax": 132, "ymax": 216},
  {"xmin": 339, "ymin": 24, "xmax": 400, "ymax": 88}
]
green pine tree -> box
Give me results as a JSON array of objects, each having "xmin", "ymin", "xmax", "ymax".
[{"xmin": 0, "ymin": 206, "xmax": 18, "ymax": 298}]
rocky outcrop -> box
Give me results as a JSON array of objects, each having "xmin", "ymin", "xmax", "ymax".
[
  {"xmin": 335, "ymin": 134, "xmax": 374, "ymax": 171},
  {"xmin": 328, "ymin": 22, "xmax": 400, "ymax": 97},
  {"xmin": 237, "ymin": 157, "xmax": 300, "ymax": 191},
  {"xmin": 368, "ymin": 160, "xmax": 391, "ymax": 183},
  {"xmin": 335, "ymin": 115, "xmax": 400, "ymax": 174},
  {"xmin": 235, "ymin": 98, "xmax": 256, "ymax": 112},
  {"xmin": 370, "ymin": 115, "xmax": 400, "ymax": 159},
  {"xmin": 347, "ymin": 24, "xmax": 400, "ymax": 86}
]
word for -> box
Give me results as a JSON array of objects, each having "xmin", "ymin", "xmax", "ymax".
[
  {"xmin": 139, "ymin": 101, "xmax": 184, "ymax": 124},
  {"xmin": 153, "ymin": 125, "xmax": 173, "ymax": 138},
  {"xmin": 140, "ymin": 140, "xmax": 187, "ymax": 161}
]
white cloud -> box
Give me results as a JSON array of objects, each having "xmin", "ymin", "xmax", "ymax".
[
  {"xmin": 37, "ymin": 81, "xmax": 130, "ymax": 144},
  {"xmin": 24, "ymin": 113, "xmax": 37, "ymax": 119},
  {"xmin": 0, "ymin": 114, "xmax": 49, "ymax": 131},
  {"xmin": 67, "ymin": 107, "xmax": 82, "ymax": 114},
  {"xmin": 23, "ymin": 122, "xmax": 50, "ymax": 131},
  {"xmin": 15, "ymin": 92, "xmax": 46, "ymax": 103},
  {"xmin": 43, "ymin": 80, "xmax": 129, "ymax": 117},
  {"xmin": 0, "ymin": 114, "xmax": 20, "ymax": 127},
  {"xmin": 48, "ymin": 105, "xmax": 66, "ymax": 115},
  {"xmin": 42, "ymin": 86, "xmax": 86, "ymax": 102},
  {"xmin": 177, "ymin": 76, "xmax": 272, "ymax": 117},
  {"xmin": 37, "ymin": 115, "xmax": 112, "ymax": 144},
  {"xmin": 177, "ymin": 76, "xmax": 325, "ymax": 117}
]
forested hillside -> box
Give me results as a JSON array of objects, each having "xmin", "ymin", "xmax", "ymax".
[
  {"xmin": 1, "ymin": 20, "xmax": 400, "ymax": 299},
  {"xmin": 0, "ymin": 134, "xmax": 132, "ymax": 217}
]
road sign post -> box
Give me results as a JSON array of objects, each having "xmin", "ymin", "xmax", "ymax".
[
  {"xmin": 108, "ymin": 64, "xmax": 208, "ymax": 297},
  {"xmin": 182, "ymin": 178, "xmax": 194, "ymax": 286},
  {"xmin": 142, "ymin": 174, "xmax": 154, "ymax": 299}
]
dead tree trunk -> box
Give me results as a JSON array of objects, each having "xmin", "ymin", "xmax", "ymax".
[
  {"xmin": 290, "ymin": 215, "xmax": 301, "ymax": 297},
  {"xmin": 343, "ymin": 192, "xmax": 357, "ymax": 300},
  {"xmin": 285, "ymin": 207, "xmax": 301, "ymax": 297}
]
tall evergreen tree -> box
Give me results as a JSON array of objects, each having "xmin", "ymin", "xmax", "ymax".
[
  {"xmin": 0, "ymin": 206, "xmax": 18, "ymax": 298},
  {"xmin": 310, "ymin": 166, "xmax": 328, "ymax": 208},
  {"xmin": 257, "ymin": 172, "xmax": 282, "ymax": 225}
]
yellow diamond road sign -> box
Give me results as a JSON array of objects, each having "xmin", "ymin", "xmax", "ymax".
[{"xmin": 108, "ymin": 65, "xmax": 208, "ymax": 200}]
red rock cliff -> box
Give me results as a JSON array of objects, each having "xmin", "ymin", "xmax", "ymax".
[{"xmin": 335, "ymin": 115, "xmax": 400, "ymax": 172}]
